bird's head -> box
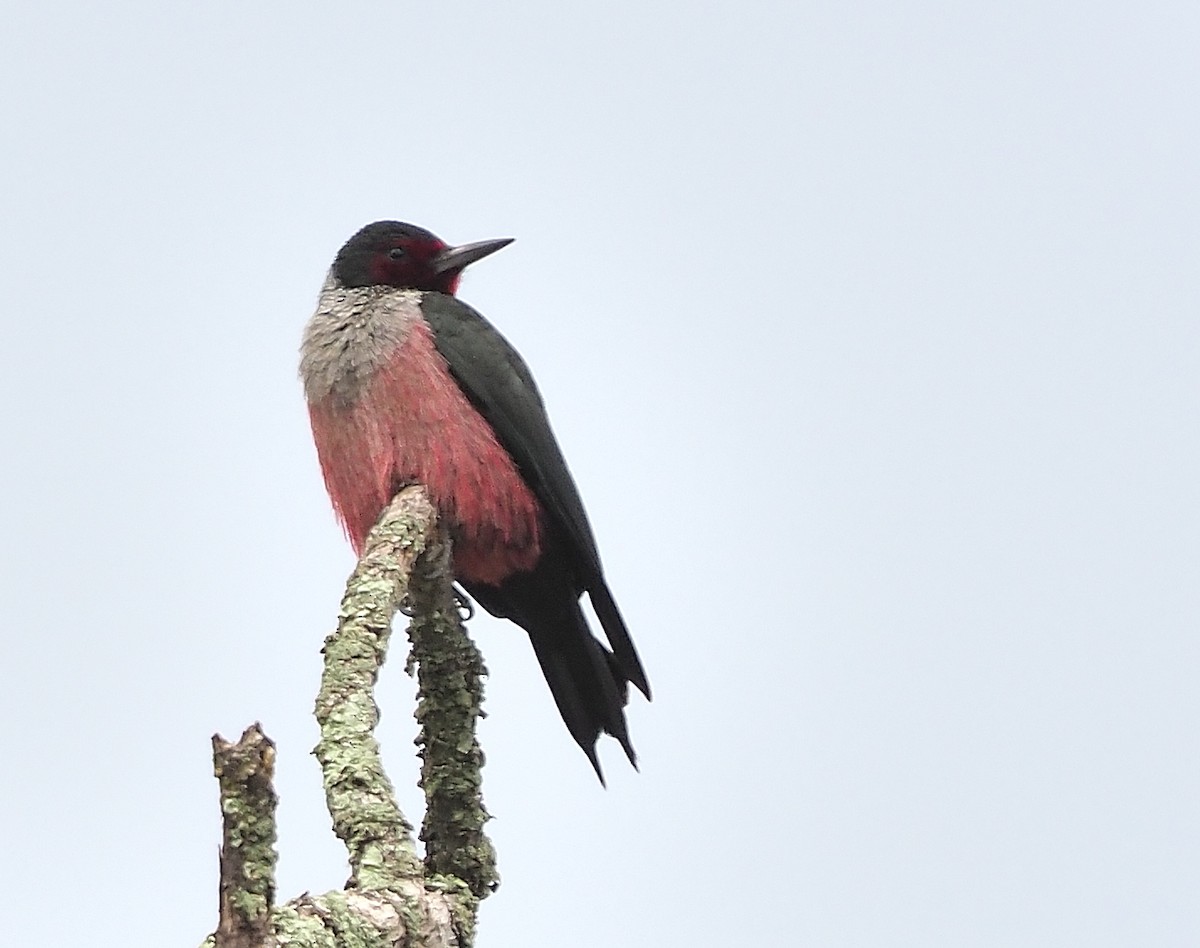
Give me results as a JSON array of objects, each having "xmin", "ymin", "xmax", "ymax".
[{"xmin": 331, "ymin": 220, "xmax": 513, "ymax": 295}]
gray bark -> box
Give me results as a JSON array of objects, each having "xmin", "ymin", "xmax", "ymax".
[{"xmin": 203, "ymin": 487, "xmax": 494, "ymax": 948}]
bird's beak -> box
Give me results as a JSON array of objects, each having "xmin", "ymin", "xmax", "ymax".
[{"xmin": 432, "ymin": 238, "xmax": 515, "ymax": 275}]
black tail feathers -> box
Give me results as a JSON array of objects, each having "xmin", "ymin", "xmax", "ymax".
[
  {"xmin": 524, "ymin": 600, "xmax": 637, "ymax": 784},
  {"xmin": 463, "ymin": 563, "xmax": 650, "ymax": 782},
  {"xmin": 589, "ymin": 579, "xmax": 652, "ymax": 701}
]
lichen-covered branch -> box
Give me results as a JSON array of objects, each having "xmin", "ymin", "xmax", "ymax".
[
  {"xmin": 202, "ymin": 485, "xmax": 495, "ymax": 948},
  {"xmin": 312, "ymin": 486, "xmax": 439, "ymax": 890},
  {"xmin": 212, "ymin": 724, "xmax": 278, "ymax": 948},
  {"xmin": 407, "ymin": 552, "xmax": 498, "ymax": 901}
]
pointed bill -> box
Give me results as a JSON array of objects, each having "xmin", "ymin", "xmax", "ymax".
[{"xmin": 431, "ymin": 238, "xmax": 514, "ymax": 275}]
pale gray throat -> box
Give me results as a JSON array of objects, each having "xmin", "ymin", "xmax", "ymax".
[{"xmin": 299, "ymin": 273, "xmax": 424, "ymax": 407}]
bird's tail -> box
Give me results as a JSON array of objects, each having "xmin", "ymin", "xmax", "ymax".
[
  {"xmin": 589, "ymin": 578, "xmax": 652, "ymax": 701},
  {"xmin": 523, "ymin": 597, "xmax": 636, "ymax": 783},
  {"xmin": 465, "ymin": 567, "xmax": 637, "ymax": 783}
]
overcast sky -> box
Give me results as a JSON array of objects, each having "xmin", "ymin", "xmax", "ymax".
[{"xmin": 3, "ymin": 2, "xmax": 1198, "ymax": 945}]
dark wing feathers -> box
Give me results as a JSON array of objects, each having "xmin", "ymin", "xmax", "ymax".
[
  {"xmin": 419, "ymin": 292, "xmax": 600, "ymax": 569},
  {"xmin": 420, "ymin": 293, "xmax": 650, "ymax": 700}
]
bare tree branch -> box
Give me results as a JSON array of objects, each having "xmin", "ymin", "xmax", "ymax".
[
  {"xmin": 202, "ymin": 486, "xmax": 494, "ymax": 948},
  {"xmin": 313, "ymin": 487, "xmax": 435, "ymax": 890},
  {"xmin": 212, "ymin": 724, "xmax": 277, "ymax": 948},
  {"xmin": 407, "ymin": 540, "xmax": 498, "ymax": 901}
]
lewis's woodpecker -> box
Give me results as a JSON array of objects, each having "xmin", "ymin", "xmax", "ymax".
[{"xmin": 300, "ymin": 221, "xmax": 650, "ymax": 779}]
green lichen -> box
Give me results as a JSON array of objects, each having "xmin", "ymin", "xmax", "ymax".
[
  {"xmin": 407, "ymin": 546, "xmax": 499, "ymax": 901},
  {"xmin": 210, "ymin": 725, "xmax": 278, "ymax": 943},
  {"xmin": 311, "ymin": 491, "xmax": 439, "ymax": 887},
  {"xmin": 202, "ymin": 488, "xmax": 492, "ymax": 946},
  {"xmin": 272, "ymin": 902, "xmax": 337, "ymax": 946}
]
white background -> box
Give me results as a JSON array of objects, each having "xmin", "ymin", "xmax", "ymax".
[{"xmin": 2, "ymin": 2, "xmax": 1197, "ymax": 945}]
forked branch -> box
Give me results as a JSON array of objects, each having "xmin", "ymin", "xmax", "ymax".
[{"xmin": 205, "ymin": 486, "xmax": 494, "ymax": 948}]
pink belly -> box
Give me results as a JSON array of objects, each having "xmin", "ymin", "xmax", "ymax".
[{"xmin": 308, "ymin": 322, "xmax": 543, "ymax": 584}]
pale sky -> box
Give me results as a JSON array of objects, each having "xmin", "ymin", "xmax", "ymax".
[{"xmin": 3, "ymin": 2, "xmax": 1198, "ymax": 945}]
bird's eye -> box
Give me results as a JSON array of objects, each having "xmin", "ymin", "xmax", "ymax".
[{"xmin": 388, "ymin": 247, "xmax": 407, "ymax": 260}]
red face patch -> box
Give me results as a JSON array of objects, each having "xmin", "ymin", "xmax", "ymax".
[{"xmin": 367, "ymin": 236, "xmax": 459, "ymax": 293}]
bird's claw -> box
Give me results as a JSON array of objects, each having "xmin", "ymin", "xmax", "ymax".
[{"xmin": 452, "ymin": 584, "xmax": 475, "ymax": 621}]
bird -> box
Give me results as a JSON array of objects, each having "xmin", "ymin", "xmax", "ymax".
[{"xmin": 300, "ymin": 220, "xmax": 650, "ymax": 780}]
